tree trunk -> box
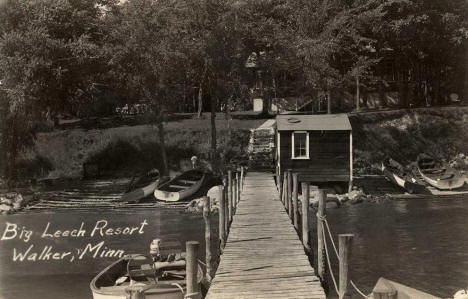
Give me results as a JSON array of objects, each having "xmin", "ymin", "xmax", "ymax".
[
  {"xmin": 378, "ymin": 80, "xmax": 386, "ymax": 108},
  {"xmin": 210, "ymin": 93, "xmax": 217, "ymax": 172},
  {"xmin": 355, "ymin": 74, "xmax": 360, "ymax": 111},
  {"xmin": 197, "ymin": 85, "xmax": 203, "ymax": 118},
  {"xmin": 327, "ymin": 90, "xmax": 332, "ymax": 114}
]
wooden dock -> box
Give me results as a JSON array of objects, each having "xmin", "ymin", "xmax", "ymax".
[{"xmin": 205, "ymin": 172, "xmax": 326, "ymax": 299}]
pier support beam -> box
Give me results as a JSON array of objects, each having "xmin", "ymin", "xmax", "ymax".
[
  {"xmin": 317, "ymin": 189, "xmax": 327, "ymax": 288},
  {"xmin": 203, "ymin": 197, "xmax": 212, "ymax": 281},
  {"xmin": 339, "ymin": 234, "xmax": 354, "ymax": 299},
  {"xmin": 292, "ymin": 173, "xmax": 299, "ymax": 230},
  {"xmin": 300, "ymin": 182, "xmax": 310, "ymax": 251},
  {"xmin": 228, "ymin": 170, "xmax": 233, "ymax": 224},
  {"xmin": 218, "ymin": 186, "xmax": 226, "ymax": 251},
  {"xmin": 186, "ymin": 241, "xmax": 201, "ymax": 299}
]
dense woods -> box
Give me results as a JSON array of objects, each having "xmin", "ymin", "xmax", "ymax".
[{"xmin": 0, "ymin": 0, "xmax": 467, "ymax": 180}]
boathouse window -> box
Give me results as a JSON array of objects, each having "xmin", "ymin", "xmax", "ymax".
[{"xmin": 291, "ymin": 131, "xmax": 309, "ymax": 159}]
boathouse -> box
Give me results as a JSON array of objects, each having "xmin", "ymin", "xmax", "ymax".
[{"xmin": 276, "ymin": 114, "xmax": 353, "ymax": 191}]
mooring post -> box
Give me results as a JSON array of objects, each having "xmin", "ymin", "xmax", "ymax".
[
  {"xmin": 186, "ymin": 241, "xmax": 200, "ymax": 299},
  {"xmin": 281, "ymin": 172, "xmax": 287, "ymax": 205},
  {"xmin": 202, "ymin": 197, "xmax": 212, "ymax": 281},
  {"xmin": 301, "ymin": 182, "xmax": 310, "ymax": 251},
  {"xmin": 240, "ymin": 166, "xmax": 244, "ymax": 191},
  {"xmin": 236, "ymin": 170, "xmax": 240, "ymax": 202},
  {"xmin": 317, "ymin": 189, "xmax": 327, "ymax": 286},
  {"xmin": 372, "ymin": 278, "xmax": 397, "ymax": 299},
  {"xmin": 339, "ymin": 234, "xmax": 354, "ymax": 299},
  {"xmin": 292, "ymin": 173, "xmax": 299, "ymax": 230},
  {"xmin": 223, "ymin": 175, "xmax": 229, "ymax": 234},
  {"xmin": 218, "ymin": 186, "xmax": 226, "ymax": 251},
  {"xmin": 286, "ymin": 170, "xmax": 292, "ymax": 212},
  {"xmin": 279, "ymin": 172, "xmax": 283, "ymax": 200},
  {"xmin": 228, "ymin": 170, "xmax": 233, "ymax": 224},
  {"xmin": 286, "ymin": 170, "xmax": 291, "ymax": 210},
  {"xmin": 233, "ymin": 176, "xmax": 238, "ymax": 210}
]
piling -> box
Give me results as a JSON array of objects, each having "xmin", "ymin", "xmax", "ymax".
[
  {"xmin": 300, "ymin": 182, "xmax": 310, "ymax": 251},
  {"xmin": 317, "ymin": 189, "xmax": 327, "ymax": 285},
  {"xmin": 218, "ymin": 186, "xmax": 226, "ymax": 251},
  {"xmin": 372, "ymin": 278, "xmax": 397, "ymax": 299},
  {"xmin": 278, "ymin": 172, "xmax": 283, "ymax": 200},
  {"xmin": 292, "ymin": 173, "xmax": 299, "ymax": 230},
  {"xmin": 338, "ymin": 234, "xmax": 354, "ymax": 299},
  {"xmin": 236, "ymin": 171, "xmax": 240, "ymax": 203},
  {"xmin": 202, "ymin": 197, "xmax": 212, "ymax": 281},
  {"xmin": 223, "ymin": 176, "xmax": 229, "ymax": 234},
  {"xmin": 286, "ymin": 170, "xmax": 292, "ymax": 212},
  {"xmin": 240, "ymin": 166, "xmax": 244, "ymax": 190},
  {"xmin": 233, "ymin": 177, "xmax": 238, "ymax": 210},
  {"xmin": 228, "ymin": 170, "xmax": 233, "ymax": 223},
  {"xmin": 186, "ymin": 241, "xmax": 200, "ymax": 299},
  {"xmin": 281, "ymin": 172, "xmax": 287, "ymax": 205}
]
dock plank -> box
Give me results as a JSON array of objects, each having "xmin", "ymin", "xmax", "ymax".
[{"xmin": 205, "ymin": 172, "xmax": 325, "ymax": 299}]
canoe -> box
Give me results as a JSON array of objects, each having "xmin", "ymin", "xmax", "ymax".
[
  {"xmin": 121, "ymin": 170, "xmax": 161, "ymax": 203},
  {"xmin": 371, "ymin": 277, "xmax": 440, "ymax": 299},
  {"xmin": 381, "ymin": 160, "xmax": 425, "ymax": 194},
  {"xmin": 154, "ymin": 170, "xmax": 206, "ymax": 202},
  {"xmin": 90, "ymin": 254, "xmax": 203, "ymax": 299},
  {"xmin": 417, "ymin": 155, "xmax": 465, "ymax": 190}
]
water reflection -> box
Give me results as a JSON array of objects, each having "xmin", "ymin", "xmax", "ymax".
[{"xmin": 321, "ymin": 198, "xmax": 468, "ymax": 298}]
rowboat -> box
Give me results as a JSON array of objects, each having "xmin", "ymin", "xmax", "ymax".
[
  {"xmin": 417, "ymin": 155, "xmax": 465, "ymax": 190},
  {"xmin": 154, "ymin": 170, "xmax": 206, "ymax": 202},
  {"xmin": 371, "ymin": 277, "xmax": 441, "ymax": 299},
  {"xmin": 90, "ymin": 241, "xmax": 203, "ymax": 299},
  {"xmin": 381, "ymin": 160, "xmax": 425, "ymax": 194},
  {"xmin": 121, "ymin": 169, "xmax": 161, "ymax": 203}
]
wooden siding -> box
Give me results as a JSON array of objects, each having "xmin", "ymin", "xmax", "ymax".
[{"xmin": 278, "ymin": 130, "xmax": 350, "ymax": 182}]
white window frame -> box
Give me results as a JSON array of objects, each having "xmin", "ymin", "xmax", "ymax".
[{"xmin": 291, "ymin": 131, "xmax": 309, "ymax": 159}]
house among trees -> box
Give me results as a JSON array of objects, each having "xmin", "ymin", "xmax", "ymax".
[{"xmin": 275, "ymin": 114, "xmax": 353, "ymax": 192}]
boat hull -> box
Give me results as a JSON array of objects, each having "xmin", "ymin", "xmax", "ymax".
[
  {"xmin": 417, "ymin": 156, "xmax": 465, "ymax": 190},
  {"xmin": 154, "ymin": 170, "xmax": 206, "ymax": 202},
  {"xmin": 90, "ymin": 255, "xmax": 203, "ymax": 299},
  {"xmin": 121, "ymin": 180, "xmax": 160, "ymax": 203},
  {"xmin": 381, "ymin": 163, "xmax": 424, "ymax": 194},
  {"xmin": 418, "ymin": 168, "xmax": 465, "ymax": 190}
]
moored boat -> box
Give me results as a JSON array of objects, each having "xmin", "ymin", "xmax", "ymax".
[
  {"xmin": 121, "ymin": 169, "xmax": 161, "ymax": 203},
  {"xmin": 371, "ymin": 277, "xmax": 440, "ymax": 299},
  {"xmin": 381, "ymin": 159, "xmax": 425, "ymax": 194},
  {"xmin": 417, "ymin": 155, "xmax": 465, "ymax": 190},
  {"xmin": 90, "ymin": 241, "xmax": 203, "ymax": 299},
  {"xmin": 154, "ymin": 170, "xmax": 206, "ymax": 202}
]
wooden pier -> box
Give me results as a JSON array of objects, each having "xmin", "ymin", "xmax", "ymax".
[{"xmin": 205, "ymin": 172, "xmax": 326, "ymax": 299}]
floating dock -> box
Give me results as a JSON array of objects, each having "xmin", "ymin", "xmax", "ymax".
[{"xmin": 206, "ymin": 172, "xmax": 326, "ymax": 299}]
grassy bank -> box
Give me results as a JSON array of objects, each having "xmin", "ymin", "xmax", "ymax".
[
  {"xmin": 12, "ymin": 107, "xmax": 468, "ymax": 181},
  {"xmin": 20, "ymin": 115, "xmax": 267, "ymax": 179}
]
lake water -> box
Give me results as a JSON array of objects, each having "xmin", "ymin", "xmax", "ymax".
[{"xmin": 1, "ymin": 197, "xmax": 467, "ymax": 299}]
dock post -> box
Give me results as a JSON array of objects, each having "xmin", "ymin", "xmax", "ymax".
[
  {"xmin": 372, "ymin": 278, "xmax": 397, "ymax": 299},
  {"xmin": 300, "ymin": 182, "xmax": 310, "ymax": 251},
  {"xmin": 317, "ymin": 189, "xmax": 327, "ymax": 288},
  {"xmin": 339, "ymin": 234, "xmax": 354, "ymax": 299},
  {"xmin": 223, "ymin": 176, "xmax": 229, "ymax": 234},
  {"xmin": 186, "ymin": 241, "xmax": 200, "ymax": 299},
  {"xmin": 240, "ymin": 166, "xmax": 244, "ymax": 190},
  {"xmin": 292, "ymin": 173, "xmax": 299, "ymax": 230},
  {"xmin": 202, "ymin": 197, "xmax": 212, "ymax": 281},
  {"xmin": 236, "ymin": 170, "xmax": 240, "ymax": 202},
  {"xmin": 228, "ymin": 170, "xmax": 233, "ymax": 224},
  {"xmin": 233, "ymin": 176, "xmax": 238, "ymax": 210},
  {"xmin": 278, "ymin": 172, "xmax": 283, "ymax": 200},
  {"xmin": 286, "ymin": 170, "xmax": 292, "ymax": 213},
  {"xmin": 281, "ymin": 172, "xmax": 287, "ymax": 205},
  {"xmin": 218, "ymin": 186, "xmax": 226, "ymax": 251}
]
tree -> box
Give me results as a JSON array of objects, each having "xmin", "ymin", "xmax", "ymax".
[{"xmin": 0, "ymin": 0, "xmax": 109, "ymax": 182}]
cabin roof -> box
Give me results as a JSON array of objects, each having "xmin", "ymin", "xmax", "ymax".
[{"xmin": 276, "ymin": 114, "xmax": 351, "ymax": 131}]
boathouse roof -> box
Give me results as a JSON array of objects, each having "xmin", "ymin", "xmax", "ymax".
[{"xmin": 276, "ymin": 114, "xmax": 351, "ymax": 131}]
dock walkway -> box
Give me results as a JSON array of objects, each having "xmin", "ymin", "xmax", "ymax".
[{"xmin": 205, "ymin": 172, "xmax": 326, "ymax": 299}]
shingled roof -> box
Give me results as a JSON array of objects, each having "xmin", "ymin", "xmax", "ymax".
[{"xmin": 276, "ymin": 114, "xmax": 352, "ymax": 131}]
